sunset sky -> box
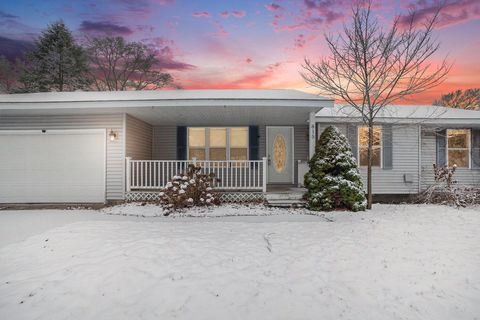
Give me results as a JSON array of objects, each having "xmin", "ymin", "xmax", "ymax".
[{"xmin": 0, "ymin": 0, "xmax": 479, "ymax": 103}]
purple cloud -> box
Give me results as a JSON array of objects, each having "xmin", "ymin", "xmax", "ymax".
[
  {"xmin": 0, "ymin": 36, "xmax": 33, "ymax": 61},
  {"xmin": 192, "ymin": 11, "xmax": 210, "ymax": 17},
  {"xmin": 265, "ymin": 3, "xmax": 282, "ymax": 11},
  {"xmin": 0, "ymin": 10, "xmax": 18, "ymax": 19},
  {"xmin": 399, "ymin": 0, "xmax": 480, "ymax": 28},
  {"xmin": 79, "ymin": 21, "xmax": 133, "ymax": 35},
  {"xmin": 155, "ymin": 46, "xmax": 196, "ymax": 71},
  {"xmin": 231, "ymin": 10, "xmax": 246, "ymax": 18}
]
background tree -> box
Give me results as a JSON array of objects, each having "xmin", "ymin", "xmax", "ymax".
[
  {"xmin": 0, "ymin": 56, "xmax": 22, "ymax": 93},
  {"xmin": 301, "ymin": 1, "xmax": 450, "ymax": 209},
  {"xmin": 86, "ymin": 36, "xmax": 173, "ymax": 91},
  {"xmin": 305, "ymin": 126, "xmax": 366, "ymax": 212},
  {"xmin": 20, "ymin": 20, "xmax": 91, "ymax": 92},
  {"xmin": 433, "ymin": 89, "xmax": 480, "ymax": 110}
]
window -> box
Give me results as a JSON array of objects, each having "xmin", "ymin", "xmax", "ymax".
[
  {"xmin": 187, "ymin": 127, "xmax": 249, "ymax": 161},
  {"xmin": 358, "ymin": 126, "xmax": 382, "ymax": 167},
  {"xmin": 447, "ymin": 129, "xmax": 470, "ymax": 168}
]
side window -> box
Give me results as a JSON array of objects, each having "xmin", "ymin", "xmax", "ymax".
[
  {"xmin": 358, "ymin": 126, "xmax": 382, "ymax": 167},
  {"xmin": 447, "ymin": 129, "xmax": 470, "ymax": 168}
]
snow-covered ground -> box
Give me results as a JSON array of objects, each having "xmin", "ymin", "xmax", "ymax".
[{"xmin": 0, "ymin": 204, "xmax": 479, "ymax": 320}]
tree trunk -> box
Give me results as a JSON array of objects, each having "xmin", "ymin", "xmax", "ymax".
[{"xmin": 367, "ymin": 122, "xmax": 373, "ymax": 209}]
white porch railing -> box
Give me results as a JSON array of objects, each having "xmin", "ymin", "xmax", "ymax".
[{"xmin": 126, "ymin": 157, "xmax": 268, "ymax": 192}]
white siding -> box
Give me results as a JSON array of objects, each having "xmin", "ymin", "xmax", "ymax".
[
  {"xmin": 317, "ymin": 123, "xmax": 420, "ymax": 194},
  {"xmin": 125, "ymin": 114, "xmax": 152, "ymax": 160},
  {"xmin": 0, "ymin": 114, "xmax": 125, "ymax": 200},
  {"xmin": 421, "ymin": 128, "xmax": 480, "ymax": 189}
]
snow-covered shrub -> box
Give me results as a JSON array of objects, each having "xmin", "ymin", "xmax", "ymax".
[
  {"xmin": 304, "ymin": 126, "xmax": 366, "ymax": 211},
  {"xmin": 159, "ymin": 164, "xmax": 220, "ymax": 213},
  {"xmin": 418, "ymin": 164, "xmax": 480, "ymax": 207}
]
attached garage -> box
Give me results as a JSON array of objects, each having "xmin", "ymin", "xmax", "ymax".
[{"xmin": 0, "ymin": 130, "xmax": 106, "ymax": 203}]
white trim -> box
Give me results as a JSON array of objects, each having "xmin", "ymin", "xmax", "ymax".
[
  {"xmin": 122, "ymin": 113, "xmax": 127, "ymax": 199},
  {"xmin": 266, "ymin": 126, "xmax": 295, "ymax": 184},
  {"xmin": 446, "ymin": 129, "xmax": 471, "ymax": 169},
  {"xmin": 103, "ymin": 129, "xmax": 107, "ymax": 204},
  {"xmin": 357, "ymin": 125, "xmax": 383, "ymax": 168}
]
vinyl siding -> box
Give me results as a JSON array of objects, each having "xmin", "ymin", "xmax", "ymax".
[
  {"xmin": 421, "ymin": 127, "xmax": 480, "ymax": 189},
  {"xmin": 152, "ymin": 126, "xmax": 177, "ymax": 160},
  {"xmin": 317, "ymin": 122, "xmax": 420, "ymax": 194},
  {"xmin": 125, "ymin": 114, "xmax": 152, "ymax": 160},
  {"xmin": 0, "ymin": 114, "xmax": 125, "ymax": 200}
]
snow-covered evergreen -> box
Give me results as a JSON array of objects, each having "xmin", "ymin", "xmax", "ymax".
[{"xmin": 304, "ymin": 126, "xmax": 366, "ymax": 211}]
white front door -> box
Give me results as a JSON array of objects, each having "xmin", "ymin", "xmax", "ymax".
[
  {"xmin": 267, "ymin": 127, "xmax": 294, "ymax": 184},
  {"xmin": 0, "ymin": 130, "xmax": 106, "ymax": 203}
]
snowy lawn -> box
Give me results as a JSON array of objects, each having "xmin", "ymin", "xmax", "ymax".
[{"xmin": 0, "ymin": 204, "xmax": 479, "ymax": 320}]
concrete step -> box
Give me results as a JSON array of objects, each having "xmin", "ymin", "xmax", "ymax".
[{"xmin": 265, "ymin": 192, "xmax": 305, "ymax": 201}]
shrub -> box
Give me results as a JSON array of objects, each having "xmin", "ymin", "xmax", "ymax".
[
  {"xmin": 159, "ymin": 164, "xmax": 220, "ymax": 214},
  {"xmin": 304, "ymin": 126, "xmax": 366, "ymax": 211}
]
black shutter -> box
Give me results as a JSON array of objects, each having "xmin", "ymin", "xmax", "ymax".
[
  {"xmin": 177, "ymin": 126, "xmax": 187, "ymax": 160},
  {"xmin": 436, "ymin": 129, "xmax": 447, "ymax": 166},
  {"xmin": 346, "ymin": 124, "xmax": 358, "ymax": 162},
  {"xmin": 249, "ymin": 126, "xmax": 259, "ymax": 160},
  {"xmin": 382, "ymin": 124, "xmax": 393, "ymax": 169},
  {"xmin": 471, "ymin": 129, "xmax": 480, "ymax": 168}
]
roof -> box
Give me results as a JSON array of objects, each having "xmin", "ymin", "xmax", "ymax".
[
  {"xmin": 0, "ymin": 89, "xmax": 333, "ymax": 126},
  {"xmin": 0, "ymin": 89, "xmax": 330, "ymax": 103},
  {"xmin": 316, "ymin": 104, "xmax": 480, "ymax": 125}
]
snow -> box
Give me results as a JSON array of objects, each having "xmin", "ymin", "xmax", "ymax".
[{"xmin": 1, "ymin": 204, "xmax": 479, "ymax": 320}]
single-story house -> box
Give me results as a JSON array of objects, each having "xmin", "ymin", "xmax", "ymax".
[{"xmin": 0, "ymin": 89, "xmax": 478, "ymax": 204}]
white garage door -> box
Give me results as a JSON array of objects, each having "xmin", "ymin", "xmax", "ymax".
[{"xmin": 0, "ymin": 130, "xmax": 106, "ymax": 203}]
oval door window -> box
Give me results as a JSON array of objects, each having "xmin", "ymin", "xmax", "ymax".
[{"xmin": 273, "ymin": 134, "xmax": 287, "ymax": 173}]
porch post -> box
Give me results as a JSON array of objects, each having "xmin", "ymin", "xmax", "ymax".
[
  {"xmin": 126, "ymin": 157, "xmax": 132, "ymax": 192},
  {"xmin": 309, "ymin": 111, "xmax": 316, "ymax": 159},
  {"xmin": 262, "ymin": 156, "xmax": 267, "ymax": 192}
]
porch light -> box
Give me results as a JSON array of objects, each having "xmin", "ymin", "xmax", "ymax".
[{"xmin": 108, "ymin": 129, "xmax": 118, "ymax": 141}]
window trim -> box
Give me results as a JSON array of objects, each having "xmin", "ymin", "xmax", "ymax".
[
  {"xmin": 446, "ymin": 128, "xmax": 471, "ymax": 169},
  {"xmin": 357, "ymin": 125, "xmax": 383, "ymax": 168},
  {"xmin": 187, "ymin": 127, "xmax": 249, "ymax": 161}
]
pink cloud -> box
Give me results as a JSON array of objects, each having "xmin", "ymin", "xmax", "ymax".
[
  {"xmin": 245, "ymin": 58, "xmax": 253, "ymax": 63},
  {"xmin": 399, "ymin": 0, "xmax": 480, "ymax": 29},
  {"xmin": 231, "ymin": 10, "xmax": 246, "ymax": 18},
  {"xmin": 220, "ymin": 10, "xmax": 246, "ymax": 18},
  {"xmin": 192, "ymin": 11, "xmax": 210, "ymax": 17},
  {"xmin": 265, "ymin": 3, "xmax": 282, "ymax": 11}
]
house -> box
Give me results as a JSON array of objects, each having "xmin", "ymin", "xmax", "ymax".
[{"xmin": 0, "ymin": 89, "xmax": 478, "ymax": 204}]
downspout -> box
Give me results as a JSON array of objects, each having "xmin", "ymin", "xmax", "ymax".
[{"xmin": 418, "ymin": 125, "xmax": 422, "ymax": 193}]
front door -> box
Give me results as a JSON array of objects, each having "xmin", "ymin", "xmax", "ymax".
[{"xmin": 267, "ymin": 126, "xmax": 294, "ymax": 184}]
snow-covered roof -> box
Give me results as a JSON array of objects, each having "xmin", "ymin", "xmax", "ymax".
[
  {"xmin": 0, "ymin": 89, "xmax": 330, "ymax": 103},
  {"xmin": 316, "ymin": 104, "xmax": 480, "ymax": 125}
]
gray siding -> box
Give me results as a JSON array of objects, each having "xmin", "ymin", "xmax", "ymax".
[
  {"xmin": 421, "ymin": 128, "xmax": 480, "ymax": 189},
  {"xmin": 0, "ymin": 114, "xmax": 125, "ymax": 200},
  {"xmin": 125, "ymin": 114, "xmax": 152, "ymax": 160},
  {"xmin": 317, "ymin": 123, "xmax": 420, "ymax": 194},
  {"xmin": 152, "ymin": 126, "xmax": 177, "ymax": 160}
]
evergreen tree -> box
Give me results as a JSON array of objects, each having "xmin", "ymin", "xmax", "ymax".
[
  {"xmin": 304, "ymin": 126, "xmax": 366, "ymax": 212},
  {"xmin": 21, "ymin": 20, "xmax": 91, "ymax": 92}
]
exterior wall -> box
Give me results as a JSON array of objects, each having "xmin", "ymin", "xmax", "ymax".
[
  {"xmin": 152, "ymin": 124, "xmax": 310, "ymax": 185},
  {"xmin": 125, "ymin": 114, "xmax": 152, "ymax": 160},
  {"xmin": 317, "ymin": 122, "xmax": 421, "ymax": 194},
  {"xmin": 0, "ymin": 114, "xmax": 125, "ymax": 200},
  {"xmin": 152, "ymin": 126, "xmax": 177, "ymax": 160},
  {"xmin": 421, "ymin": 127, "xmax": 480, "ymax": 190}
]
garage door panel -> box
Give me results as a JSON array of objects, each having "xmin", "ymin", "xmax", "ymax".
[{"xmin": 0, "ymin": 131, "xmax": 106, "ymax": 203}]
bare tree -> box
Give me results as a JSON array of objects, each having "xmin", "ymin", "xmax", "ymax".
[
  {"xmin": 433, "ymin": 89, "xmax": 480, "ymax": 110},
  {"xmin": 0, "ymin": 56, "xmax": 22, "ymax": 93},
  {"xmin": 301, "ymin": 0, "xmax": 451, "ymax": 209},
  {"xmin": 86, "ymin": 36, "xmax": 173, "ymax": 91}
]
